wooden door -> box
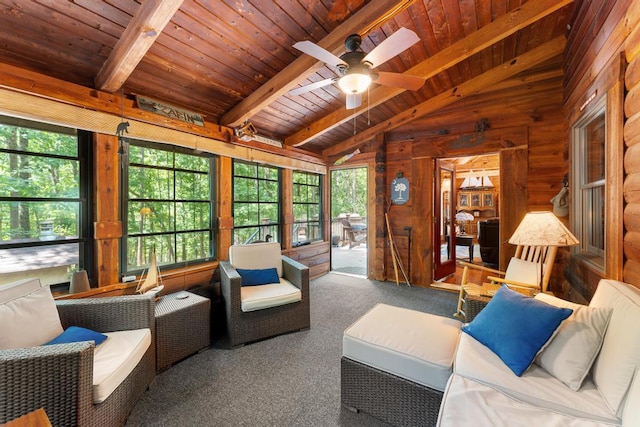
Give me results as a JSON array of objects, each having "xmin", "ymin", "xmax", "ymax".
[{"xmin": 433, "ymin": 160, "xmax": 457, "ymax": 280}]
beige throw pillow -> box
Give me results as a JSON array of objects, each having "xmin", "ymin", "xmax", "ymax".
[
  {"xmin": 534, "ymin": 293, "xmax": 612, "ymax": 391},
  {"xmin": 0, "ymin": 278, "xmax": 64, "ymax": 349}
]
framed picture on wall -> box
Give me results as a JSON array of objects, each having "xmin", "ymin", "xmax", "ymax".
[
  {"xmin": 483, "ymin": 192, "xmax": 494, "ymax": 207},
  {"xmin": 471, "ymin": 193, "xmax": 480, "ymax": 207},
  {"xmin": 459, "ymin": 193, "xmax": 469, "ymax": 207}
]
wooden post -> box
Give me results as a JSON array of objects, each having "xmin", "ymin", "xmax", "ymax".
[
  {"xmin": 94, "ymin": 133, "xmax": 121, "ymax": 287},
  {"xmin": 282, "ymin": 168, "xmax": 294, "ymax": 249},
  {"xmin": 217, "ymin": 156, "xmax": 233, "ymax": 260},
  {"xmin": 373, "ymin": 134, "xmax": 387, "ymax": 281}
]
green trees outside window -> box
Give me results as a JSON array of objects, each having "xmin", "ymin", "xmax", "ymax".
[
  {"xmin": 293, "ymin": 171, "xmax": 322, "ymax": 244},
  {"xmin": 330, "ymin": 168, "xmax": 367, "ymax": 218},
  {"xmin": 0, "ymin": 117, "xmax": 90, "ymax": 287},
  {"xmin": 232, "ymin": 160, "xmax": 281, "ymax": 244},
  {"xmin": 123, "ymin": 141, "xmax": 214, "ymax": 274}
]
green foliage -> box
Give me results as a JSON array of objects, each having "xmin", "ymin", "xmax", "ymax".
[
  {"xmin": 331, "ymin": 168, "xmax": 367, "ymax": 218},
  {"xmin": 0, "ymin": 124, "xmax": 79, "ymax": 241},
  {"xmin": 232, "ymin": 161, "xmax": 281, "ymax": 243},
  {"xmin": 125, "ymin": 143, "xmax": 213, "ymax": 272},
  {"xmin": 292, "ymin": 171, "xmax": 322, "ymax": 243}
]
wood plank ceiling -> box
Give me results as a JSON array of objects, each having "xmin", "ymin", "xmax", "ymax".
[{"xmin": 0, "ymin": 0, "xmax": 575, "ymax": 160}]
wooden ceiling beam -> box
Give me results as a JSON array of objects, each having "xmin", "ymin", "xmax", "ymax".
[
  {"xmin": 219, "ymin": 0, "xmax": 415, "ymax": 128},
  {"xmin": 286, "ymin": 0, "xmax": 573, "ymax": 147},
  {"xmin": 95, "ymin": 0, "xmax": 184, "ymax": 93},
  {"xmin": 322, "ymin": 36, "xmax": 566, "ymax": 160}
]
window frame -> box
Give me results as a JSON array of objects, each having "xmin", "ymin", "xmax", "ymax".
[
  {"xmin": 232, "ymin": 159, "xmax": 282, "ymax": 244},
  {"xmin": 573, "ymin": 96, "xmax": 606, "ymax": 269},
  {"xmin": 121, "ymin": 139, "xmax": 216, "ymax": 276},
  {"xmin": 0, "ymin": 117, "xmax": 93, "ymax": 290},
  {"xmin": 292, "ymin": 170, "xmax": 323, "ymax": 244},
  {"xmin": 571, "ymin": 81, "xmax": 624, "ymax": 278}
]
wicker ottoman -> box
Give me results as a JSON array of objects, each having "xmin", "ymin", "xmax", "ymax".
[
  {"xmin": 341, "ymin": 304, "xmax": 462, "ymax": 426},
  {"xmin": 155, "ymin": 291, "xmax": 211, "ymax": 371}
]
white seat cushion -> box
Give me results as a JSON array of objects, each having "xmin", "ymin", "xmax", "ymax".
[
  {"xmin": 454, "ymin": 332, "xmax": 618, "ymax": 423},
  {"xmin": 504, "ymin": 257, "xmax": 540, "ymax": 285},
  {"xmin": 622, "ymin": 366, "xmax": 640, "ymax": 427},
  {"xmin": 0, "ymin": 278, "xmax": 63, "ymax": 349},
  {"xmin": 437, "ymin": 374, "xmax": 619, "ymax": 427},
  {"xmin": 343, "ymin": 303, "xmax": 462, "ymax": 391},
  {"xmin": 590, "ymin": 279, "xmax": 640, "ymax": 416},
  {"xmin": 240, "ymin": 278, "xmax": 301, "ymax": 312},
  {"xmin": 93, "ymin": 328, "xmax": 151, "ymax": 403}
]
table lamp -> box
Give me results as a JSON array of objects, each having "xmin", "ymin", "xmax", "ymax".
[{"xmin": 508, "ymin": 211, "xmax": 579, "ymax": 293}]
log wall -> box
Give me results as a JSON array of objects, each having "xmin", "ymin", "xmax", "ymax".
[
  {"xmin": 624, "ymin": 4, "xmax": 640, "ymax": 287},
  {"xmin": 563, "ymin": 0, "xmax": 640, "ymax": 299}
]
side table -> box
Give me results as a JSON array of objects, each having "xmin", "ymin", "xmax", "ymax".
[{"xmin": 155, "ymin": 291, "xmax": 211, "ymax": 371}]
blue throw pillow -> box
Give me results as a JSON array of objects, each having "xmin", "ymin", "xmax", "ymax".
[
  {"xmin": 236, "ymin": 267, "xmax": 280, "ymax": 286},
  {"xmin": 462, "ymin": 286, "xmax": 572, "ymax": 376},
  {"xmin": 45, "ymin": 326, "xmax": 108, "ymax": 347}
]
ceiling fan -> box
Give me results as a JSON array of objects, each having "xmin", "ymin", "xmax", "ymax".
[{"xmin": 290, "ymin": 27, "xmax": 425, "ymax": 109}]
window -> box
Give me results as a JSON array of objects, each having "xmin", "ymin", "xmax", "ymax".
[
  {"xmin": 292, "ymin": 171, "xmax": 322, "ymax": 244},
  {"xmin": 573, "ymin": 98, "xmax": 606, "ymax": 269},
  {"xmin": 123, "ymin": 141, "xmax": 215, "ymax": 275},
  {"xmin": 232, "ymin": 160, "xmax": 281, "ymax": 244},
  {"xmin": 0, "ymin": 117, "xmax": 91, "ymax": 287}
]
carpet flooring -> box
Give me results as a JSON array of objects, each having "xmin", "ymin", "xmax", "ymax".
[{"xmin": 125, "ymin": 273, "xmax": 459, "ymax": 427}]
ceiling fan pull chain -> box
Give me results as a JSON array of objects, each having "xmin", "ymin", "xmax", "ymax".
[
  {"xmin": 353, "ymin": 106, "xmax": 357, "ymax": 135},
  {"xmin": 367, "ymin": 86, "xmax": 371, "ymax": 125}
]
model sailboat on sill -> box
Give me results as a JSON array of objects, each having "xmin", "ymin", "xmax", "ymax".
[{"xmin": 136, "ymin": 246, "xmax": 164, "ymax": 297}]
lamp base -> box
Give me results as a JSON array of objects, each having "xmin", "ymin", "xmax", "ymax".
[{"xmin": 69, "ymin": 270, "xmax": 90, "ymax": 294}]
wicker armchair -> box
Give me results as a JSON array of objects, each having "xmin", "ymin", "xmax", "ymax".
[
  {"xmin": 220, "ymin": 242, "xmax": 310, "ymax": 347},
  {"xmin": 0, "ymin": 295, "xmax": 156, "ymax": 426}
]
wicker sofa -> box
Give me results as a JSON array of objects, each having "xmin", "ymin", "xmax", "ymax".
[
  {"xmin": 342, "ymin": 279, "xmax": 640, "ymax": 427},
  {"xmin": 0, "ymin": 278, "xmax": 155, "ymax": 426}
]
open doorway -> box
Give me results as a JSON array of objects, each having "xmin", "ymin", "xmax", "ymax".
[
  {"xmin": 330, "ymin": 167, "xmax": 368, "ymax": 276},
  {"xmin": 433, "ymin": 154, "xmax": 500, "ymax": 284}
]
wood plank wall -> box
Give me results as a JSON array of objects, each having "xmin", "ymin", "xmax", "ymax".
[
  {"xmin": 380, "ymin": 75, "xmax": 566, "ymax": 289},
  {"xmin": 563, "ymin": 0, "xmax": 640, "ymax": 300}
]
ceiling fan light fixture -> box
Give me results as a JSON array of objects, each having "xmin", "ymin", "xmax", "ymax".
[{"xmin": 338, "ymin": 73, "xmax": 371, "ymax": 94}]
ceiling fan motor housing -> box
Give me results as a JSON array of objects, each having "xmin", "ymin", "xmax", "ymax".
[
  {"xmin": 344, "ymin": 33, "xmax": 362, "ymax": 52},
  {"xmin": 337, "ymin": 51, "xmax": 371, "ymax": 75}
]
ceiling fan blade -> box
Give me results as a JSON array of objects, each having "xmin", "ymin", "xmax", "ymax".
[
  {"xmin": 346, "ymin": 93, "xmax": 362, "ymax": 110},
  {"xmin": 288, "ymin": 78, "xmax": 336, "ymax": 96},
  {"xmin": 375, "ymin": 72, "xmax": 425, "ymax": 91},
  {"xmin": 362, "ymin": 27, "xmax": 420, "ymax": 68},
  {"xmin": 293, "ymin": 41, "xmax": 347, "ymax": 68}
]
